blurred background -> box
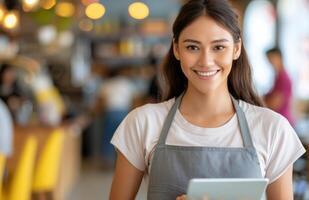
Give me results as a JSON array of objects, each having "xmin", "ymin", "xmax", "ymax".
[{"xmin": 0, "ymin": 0, "xmax": 308, "ymax": 199}]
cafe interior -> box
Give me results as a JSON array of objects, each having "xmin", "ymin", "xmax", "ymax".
[{"xmin": 0, "ymin": 0, "xmax": 309, "ymax": 199}]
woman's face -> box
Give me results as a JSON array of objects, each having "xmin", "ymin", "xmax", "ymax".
[{"xmin": 173, "ymin": 15, "xmax": 241, "ymax": 95}]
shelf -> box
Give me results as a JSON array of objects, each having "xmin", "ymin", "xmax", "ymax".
[{"xmin": 96, "ymin": 56, "xmax": 148, "ymax": 67}]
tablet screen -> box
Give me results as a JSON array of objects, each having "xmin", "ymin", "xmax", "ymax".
[{"xmin": 187, "ymin": 178, "xmax": 268, "ymax": 200}]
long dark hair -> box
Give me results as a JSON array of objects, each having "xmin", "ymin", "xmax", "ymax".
[{"xmin": 160, "ymin": 0, "xmax": 264, "ymax": 106}]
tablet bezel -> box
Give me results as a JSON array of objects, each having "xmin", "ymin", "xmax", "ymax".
[{"xmin": 187, "ymin": 178, "xmax": 269, "ymax": 200}]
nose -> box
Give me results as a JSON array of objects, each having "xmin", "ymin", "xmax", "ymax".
[{"xmin": 198, "ymin": 49, "xmax": 214, "ymax": 67}]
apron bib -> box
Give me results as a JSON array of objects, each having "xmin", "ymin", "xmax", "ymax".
[{"xmin": 147, "ymin": 94, "xmax": 262, "ymax": 200}]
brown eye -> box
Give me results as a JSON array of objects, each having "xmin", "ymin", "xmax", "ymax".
[
  {"xmin": 213, "ymin": 45, "xmax": 225, "ymax": 51},
  {"xmin": 186, "ymin": 45, "xmax": 199, "ymax": 51}
]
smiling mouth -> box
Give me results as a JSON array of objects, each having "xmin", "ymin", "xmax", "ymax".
[{"xmin": 193, "ymin": 69, "xmax": 220, "ymax": 77}]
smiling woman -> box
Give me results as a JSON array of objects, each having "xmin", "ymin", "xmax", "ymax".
[
  {"xmin": 109, "ymin": 0, "xmax": 305, "ymax": 200},
  {"xmin": 172, "ymin": 15, "xmax": 241, "ymax": 95}
]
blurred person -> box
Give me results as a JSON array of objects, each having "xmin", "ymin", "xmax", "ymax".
[
  {"xmin": 99, "ymin": 67, "xmax": 137, "ymax": 168},
  {"xmin": 147, "ymin": 72, "xmax": 160, "ymax": 103},
  {"xmin": 0, "ymin": 98, "xmax": 13, "ymax": 187},
  {"xmin": 81, "ymin": 64, "xmax": 106, "ymax": 161},
  {"xmin": 264, "ymin": 47, "xmax": 295, "ymax": 126},
  {"xmin": 82, "ymin": 63, "xmax": 106, "ymax": 108},
  {"xmin": 146, "ymin": 46, "xmax": 162, "ymax": 103},
  {"xmin": 110, "ymin": 0, "xmax": 305, "ymax": 199},
  {"xmin": 0, "ymin": 63, "xmax": 33, "ymax": 125},
  {"xmin": 0, "ymin": 98, "xmax": 13, "ymax": 157},
  {"xmin": 0, "ymin": 63, "xmax": 23, "ymax": 119}
]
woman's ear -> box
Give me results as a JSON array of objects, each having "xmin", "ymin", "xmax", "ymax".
[
  {"xmin": 173, "ymin": 39, "xmax": 180, "ymax": 60},
  {"xmin": 233, "ymin": 40, "xmax": 242, "ymax": 60}
]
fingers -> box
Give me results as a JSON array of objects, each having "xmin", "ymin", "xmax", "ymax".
[{"xmin": 176, "ymin": 194, "xmax": 187, "ymax": 200}]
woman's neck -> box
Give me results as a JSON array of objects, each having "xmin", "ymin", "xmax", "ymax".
[{"xmin": 179, "ymin": 88, "xmax": 235, "ymax": 128}]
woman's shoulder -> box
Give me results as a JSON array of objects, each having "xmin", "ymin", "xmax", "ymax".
[
  {"xmin": 238, "ymin": 100, "xmax": 298, "ymax": 152},
  {"xmin": 238, "ymin": 100, "xmax": 285, "ymax": 125},
  {"xmin": 127, "ymin": 98, "xmax": 175, "ymax": 120}
]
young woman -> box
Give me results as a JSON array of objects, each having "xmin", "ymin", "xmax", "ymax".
[{"xmin": 110, "ymin": 0, "xmax": 305, "ymax": 199}]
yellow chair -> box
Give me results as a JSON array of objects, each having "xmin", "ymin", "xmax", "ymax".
[
  {"xmin": 32, "ymin": 128, "xmax": 65, "ymax": 200},
  {"xmin": 0, "ymin": 153, "xmax": 6, "ymax": 200},
  {"xmin": 5, "ymin": 135, "xmax": 38, "ymax": 200}
]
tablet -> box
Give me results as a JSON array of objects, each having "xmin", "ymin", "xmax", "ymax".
[{"xmin": 187, "ymin": 178, "xmax": 269, "ymax": 200}]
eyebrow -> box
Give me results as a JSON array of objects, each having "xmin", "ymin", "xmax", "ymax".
[{"xmin": 182, "ymin": 39, "xmax": 230, "ymax": 44}]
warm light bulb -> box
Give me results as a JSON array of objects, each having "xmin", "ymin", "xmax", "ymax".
[
  {"xmin": 24, "ymin": 0, "xmax": 39, "ymax": 6},
  {"xmin": 23, "ymin": 0, "xmax": 40, "ymax": 11},
  {"xmin": 128, "ymin": 2, "xmax": 149, "ymax": 20},
  {"xmin": 85, "ymin": 3, "xmax": 105, "ymax": 20},
  {"xmin": 3, "ymin": 12, "xmax": 19, "ymax": 29},
  {"xmin": 55, "ymin": 2, "xmax": 75, "ymax": 17}
]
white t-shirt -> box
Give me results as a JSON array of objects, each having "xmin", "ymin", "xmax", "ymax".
[{"xmin": 111, "ymin": 98, "xmax": 305, "ymax": 184}]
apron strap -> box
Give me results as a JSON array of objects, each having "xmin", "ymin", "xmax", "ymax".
[
  {"xmin": 157, "ymin": 93, "xmax": 254, "ymax": 148},
  {"xmin": 157, "ymin": 93, "xmax": 183, "ymax": 147},
  {"xmin": 231, "ymin": 97, "xmax": 254, "ymax": 148}
]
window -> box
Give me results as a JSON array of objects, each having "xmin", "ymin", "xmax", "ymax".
[
  {"xmin": 278, "ymin": 0, "xmax": 309, "ymax": 99},
  {"xmin": 243, "ymin": 0, "xmax": 276, "ymax": 95}
]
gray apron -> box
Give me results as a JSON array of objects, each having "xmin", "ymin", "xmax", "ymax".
[{"xmin": 147, "ymin": 94, "xmax": 263, "ymax": 200}]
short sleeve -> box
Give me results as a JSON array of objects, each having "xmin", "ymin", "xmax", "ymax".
[
  {"xmin": 265, "ymin": 116, "xmax": 306, "ymax": 183},
  {"xmin": 110, "ymin": 108, "xmax": 146, "ymax": 171}
]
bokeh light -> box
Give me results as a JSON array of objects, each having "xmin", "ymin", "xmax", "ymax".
[
  {"xmin": 128, "ymin": 2, "xmax": 149, "ymax": 20},
  {"xmin": 85, "ymin": 3, "xmax": 105, "ymax": 20}
]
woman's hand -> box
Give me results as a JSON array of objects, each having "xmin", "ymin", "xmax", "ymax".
[{"xmin": 176, "ymin": 194, "xmax": 186, "ymax": 200}]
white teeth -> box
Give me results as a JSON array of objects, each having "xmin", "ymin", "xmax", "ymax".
[{"xmin": 196, "ymin": 70, "xmax": 218, "ymax": 77}]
